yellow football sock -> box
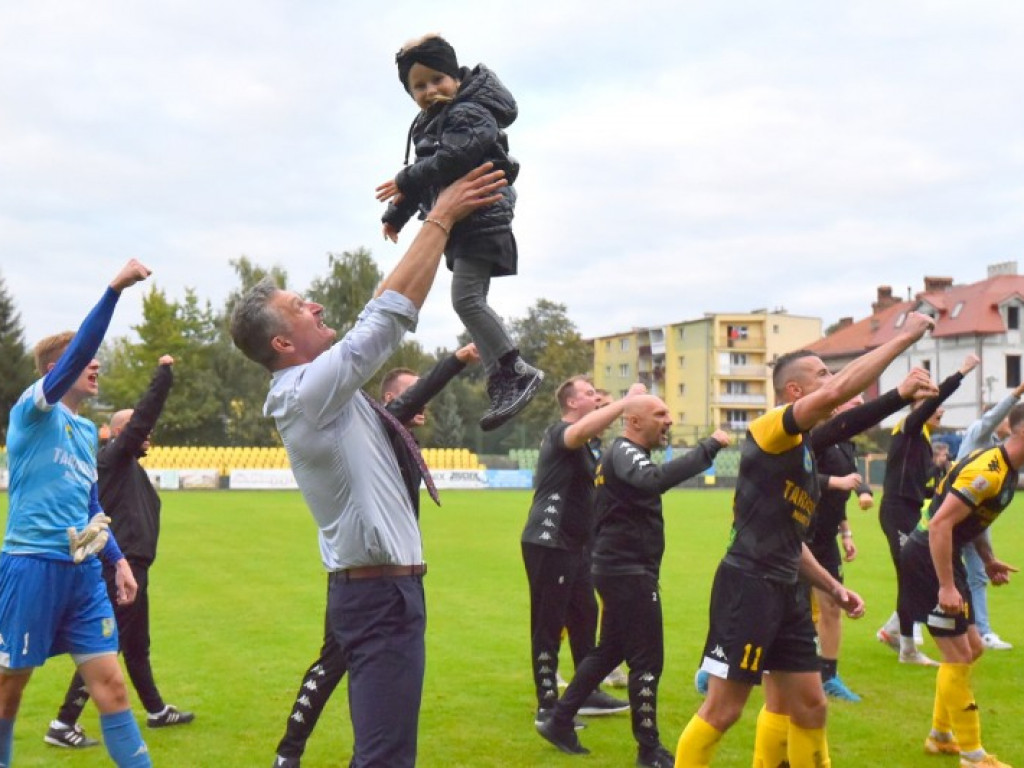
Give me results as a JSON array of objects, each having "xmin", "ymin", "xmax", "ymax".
[
  {"xmin": 788, "ymin": 723, "xmax": 830, "ymax": 768},
  {"xmin": 931, "ymin": 670, "xmax": 952, "ymax": 734},
  {"xmin": 937, "ymin": 662, "xmax": 981, "ymax": 753},
  {"xmin": 675, "ymin": 715, "xmax": 723, "ymax": 768},
  {"xmin": 752, "ymin": 706, "xmax": 790, "ymax": 767}
]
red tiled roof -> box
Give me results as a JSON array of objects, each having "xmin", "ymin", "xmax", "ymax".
[{"xmin": 810, "ymin": 274, "xmax": 1024, "ymax": 359}]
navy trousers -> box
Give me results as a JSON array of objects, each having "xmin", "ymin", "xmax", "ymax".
[{"xmin": 328, "ymin": 574, "xmax": 426, "ymax": 768}]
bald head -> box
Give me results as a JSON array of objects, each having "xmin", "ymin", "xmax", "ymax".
[
  {"xmin": 110, "ymin": 409, "xmax": 133, "ymax": 436},
  {"xmin": 623, "ymin": 395, "xmax": 673, "ymax": 450}
]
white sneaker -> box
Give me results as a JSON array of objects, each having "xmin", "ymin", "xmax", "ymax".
[
  {"xmin": 876, "ymin": 628, "xmax": 900, "ymax": 652},
  {"xmin": 899, "ymin": 648, "xmax": 940, "ymax": 666},
  {"xmin": 981, "ymin": 633, "xmax": 1012, "ymax": 650}
]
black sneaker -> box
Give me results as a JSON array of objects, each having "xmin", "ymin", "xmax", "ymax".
[
  {"xmin": 578, "ymin": 689, "xmax": 629, "ymax": 716},
  {"xmin": 479, "ymin": 358, "xmax": 544, "ymax": 431},
  {"xmin": 273, "ymin": 756, "xmax": 301, "ymax": 768},
  {"xmin": 44, "ymin": 722, "xmax": 99, "ymax": 748},
  {"xmin": 534, "ymin": 708, "xmax": 586, "ymax": 731},
  {"xmin": 637, "ymin": 743, "xmax": 675, "ymax": 768},
  {"xmin": 147, "ymin": 704, "xmax": 195, "ymax": 728},
  {"xmin": 537, "ymin": 716, "xmax": 589, "ymax": 755}
]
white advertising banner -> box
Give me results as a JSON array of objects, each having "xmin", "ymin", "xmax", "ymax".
[{"xmin": 229, "ymin": 469, "xmax": 299, "ymax": 490}]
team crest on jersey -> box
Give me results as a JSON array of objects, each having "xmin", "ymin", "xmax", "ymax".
[
  {"xmin": 102, "ymin": 618, "xmax": 115, "ymax": 638},
  {"xmin": 971, "ymin": 475, "xmax": 991, "ymax": 493}
]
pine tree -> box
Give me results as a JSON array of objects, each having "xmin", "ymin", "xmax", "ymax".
[
  {"xmin": 0, "ymin": 271, "xmax": 34, "ymax": 443},
  {"xmin": 429, "ymin": 389, "xmax": 465, "ymax": 448}
]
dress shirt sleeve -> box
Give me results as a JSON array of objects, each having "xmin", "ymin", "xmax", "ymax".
[{"xmin": 297, "ymin": 291, "xmax": 418, "ymax": 429}]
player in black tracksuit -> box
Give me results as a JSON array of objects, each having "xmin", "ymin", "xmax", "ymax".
[
  {"xmin": 50, "ymin": 357, "xmax": 193, "ymax": 744},
  {"xmin": 878, "ymin": 354, "xmax": 977, "ymax": 657},
  {"xmin": 538, "ymin": 394, "xmax": 728, "ymax": 768},
  {"xmin": 273, "ymin": 350, "xmax": 472, "ymax": 767}
]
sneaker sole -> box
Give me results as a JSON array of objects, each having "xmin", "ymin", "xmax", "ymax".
[
  {"xmin": 537, "ymin": 721, "xmax": 589, "ymax": 755},
  {"xmin": 578, "ymin": 704, "xmax": 630, "ymax": 716},
  {"xmin": 479, "ymin": 372, "xmax": 544, "ymax": 432},
  {"xmin": 44, "ymin": 735, "xmax": 98, "ymax": 749},
  {"xmin": 147, "ymin": 716, "xmax": 195, "ymax": 728}
]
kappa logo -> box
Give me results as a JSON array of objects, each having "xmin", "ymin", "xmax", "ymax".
[
  {"xmin": 297, "ymin": 695, "xmax": 312, "ymax": 708},
  {"xmin": 542, "ymin": 519, "xmax": 555, "ymax": 527},
  {"xmin": 640, "ymin": 672, "xmax": 655, "ymax": 682},
  {"xmin": 538, "ymin": 652, "xmax": 554, "ymax": 661},
  {"xmin": 987, "ymin": 457, "xmax": 1000, "ymax": 472},
  {"xmin": 544, "ymin": 505, "xmax": 558, "ymax": 514},
  {"xmin": 549, "ymin": 493, "xmax": 561, "ymax": 501},
  {"xmin": 638, "ymin": 703, "xmax": 654, "ymax": 713},
  {"xmin": 711, "ymin": 645, "xmax": 727, "ymax": 660},
  {"xmin": 303, "ymin": 679, "xmax": 318, "ymax": 691},
  {"xmin": 639, "ymin": 686, "xmax": 654, "ymax": 697},
  {"xmin": 539, "ymin": 532, "xmax": 553, "ymax": 541},
  {"xmin": 312, "ymin": 664, "xmax": 325, "ymax": 676},
  {"xmin": 640, "ymin": 717, "xmax": 655, "ymax": 729},
  {"xmin": 291, "ymin": 711, "xmax": 306, "ymax": 723}
]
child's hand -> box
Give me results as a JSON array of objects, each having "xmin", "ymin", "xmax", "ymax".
[
  {"xmin": 382, "ymin": 223, "xmax": 399, "ymax": 243},
  {"xmin": 375, "ymin": 179, "xmax": 402, "ymax": 203}
]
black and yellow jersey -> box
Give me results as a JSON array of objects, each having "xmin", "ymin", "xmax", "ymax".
[
  {"xmin": 723, "ymin": 405, "xmax": 819, "ymax": 583},
  {"xmin": 910, "ymin": 444, "xmax": 1018, "ymax": 553},
  {"xmin": 881, "ymin": 371, "xmax": 964, "ymax": 507}
]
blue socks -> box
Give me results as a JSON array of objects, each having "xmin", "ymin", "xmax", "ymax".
[
  {"xmin": 100, "ymin": 710, "xmax": 151, "ymax": 767},
  {"xmin": 0, "ymin": 716, "xmax": 13, "ymax": 767}
]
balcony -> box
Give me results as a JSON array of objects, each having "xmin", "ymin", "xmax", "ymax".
[
  {"xmin": 718, "ymin": 364, "xmax": 768, "ymax": 377},
  {"xmin": 717, "ymin": 393, "xmax": 768, "ymax": 405},
  {"xmin": 718, "ymin": 336, "xmax": 765, "ymax": 350}
]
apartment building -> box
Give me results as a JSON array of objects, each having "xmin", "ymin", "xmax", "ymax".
[{"xmin": 591, "ymin": 311, "xmax": 822, "ymax": 435}]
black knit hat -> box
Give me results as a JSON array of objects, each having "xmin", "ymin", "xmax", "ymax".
[{"xmin": 396, "ymin": 36, "xmax": 460, "ymax": 92}]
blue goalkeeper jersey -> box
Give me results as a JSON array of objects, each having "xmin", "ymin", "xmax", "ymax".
[
  {"xmin": 3, "ymin": 286, "xmax": 120, "ymax": 559},
  {"xmin": 4, "ymin": 380, "xmax": 99, "ymax": 558}
]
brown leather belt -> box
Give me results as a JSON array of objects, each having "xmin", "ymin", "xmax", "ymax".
[{"xmin": 331, "ymin": 563, "xmax": 427, "ymax": 582}]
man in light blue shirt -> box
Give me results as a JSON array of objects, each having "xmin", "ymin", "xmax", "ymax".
[
  {"xmin": 230, "ymin": 165, "xmax": 505, "ymax": 768},
  {"xmin": 955, "ymin": 381, "xmax": 1024, "ymax": 651}
]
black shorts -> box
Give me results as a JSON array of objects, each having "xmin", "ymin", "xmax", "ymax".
[
  {"xmin": 698, "ymin": 562, "xmax": 818, "ymax": 686},
  {"xmin": 898, "ymin": 537, "xmax": 973, "ymax": 637},
  {"xmin": 808, "ymin": 538, "xmax": 843, "ymax": 583}
]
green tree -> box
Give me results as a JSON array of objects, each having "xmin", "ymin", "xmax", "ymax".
[
  {"xmin": 504, "ymin": 299, "xmax": 592, "ymax": 449},
  {"xmin": 216, "ymin": 257, "xmax": 291, "ymax": 446},
  {"xmin": 428, "ymin": 388, "xmax": 465, "ymax": 448},
  {"xmin": 307, "ymin": 248, "xmax": 383, "ymax": 336},
  {"xmin": 100, "ymin": 286, "xmax": 226, "ymax": 445},
  {"xmin": 0, "ymin": 271, "xmax": 34, "ymax": 442}
]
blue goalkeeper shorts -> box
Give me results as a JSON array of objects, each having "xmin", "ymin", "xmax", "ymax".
[{"xmin": 0, "ymin": 554, "xmax": 118, "ymax": 669}]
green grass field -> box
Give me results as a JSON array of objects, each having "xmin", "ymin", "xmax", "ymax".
[{"xmin": 1, "ymin": 489, "xmax": 1022, "ymax": 767}]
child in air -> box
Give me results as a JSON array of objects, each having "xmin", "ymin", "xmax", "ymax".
[{"xmin": 376, "ymin": 33, "xmax": 543, "ymax": 432}]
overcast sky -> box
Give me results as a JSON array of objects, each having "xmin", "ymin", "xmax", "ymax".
[{"xmin": 3, "ymin": 1, "xmax": 1023, "ymax": 357}]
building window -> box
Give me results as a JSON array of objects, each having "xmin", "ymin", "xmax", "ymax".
[
  {"xmin": 677, "ymin": 383, "xmax": 686, "ymax": 395},
  {"xmin": 894, "ymin": 312, "xmax": 906, "ymax": 328},
  {"xmin": 619, "ymin": 363, "xmax": 630, "ymax": 377},
  {"xmin": 678, "ymin": 327, "xmax": 685, "ymax": 340},
  {"xmin": 951, "ymin": 301, "xmax": 964, "ymax": 319},
  {"xmin": 1008, "ymin": 355, "xmax": 1021, "ymax": 388},
  {"xmin": 678, "ymin": 412, "xmax": 686, "ymax": 423},
  {"xmin": 678, "ymin": 356, "xmax": 685, "ymax": 368},
  {"xmin": 730, "ymin": 353, "xmax": 748, "ymax": 366},
  {"xmin": 773, "ymin": 324, "xmax": 780, "ymax": 334},
  {"xmin": 619, "ymin": 389, "xmax": 629, "ymax": 398},
  {"xmin": 619, "ymin": 338, "xmax": 630, "ymax": 351},
  {"xmin": 725, "ymin": 381, "xmax": 749, "ymax": 394},
  {"xmin": 605, "ymin": 340, "xmax": 611, "ymax": 351},
  {"xmin": 1008, "ymin": 306, "xmax": 1020, "ymax": 330},
  {"xmin": 727, "ymin": 325, "xmax": 749, "ymax": 344},
  {"xmin": 604, "ymin": 365, "xmax": 611, "ymax": 376}
]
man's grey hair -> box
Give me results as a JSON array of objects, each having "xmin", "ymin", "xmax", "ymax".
[{"xmin": 230, "ymin": 278, "xmax": 286, "ymax": 370}]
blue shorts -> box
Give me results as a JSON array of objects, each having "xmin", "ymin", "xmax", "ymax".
[{"xmin": 0, "ymin": 554, "xmax": 118, "ymax": 669}]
